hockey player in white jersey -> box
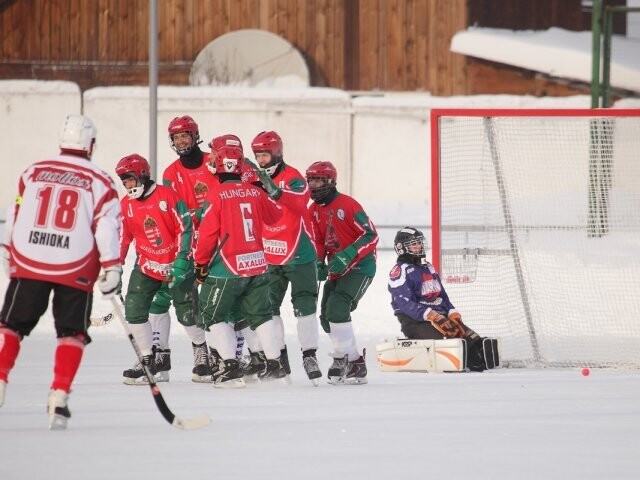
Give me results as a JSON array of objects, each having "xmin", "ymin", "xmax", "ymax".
[{"xmin": 0, "ymin": 114, "xmax": 122, "ymax": 429}]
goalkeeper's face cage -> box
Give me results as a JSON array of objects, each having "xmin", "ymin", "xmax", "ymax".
[{"xmin": 394, "ymin": 227, "xmax": 428, "ymax": 264}]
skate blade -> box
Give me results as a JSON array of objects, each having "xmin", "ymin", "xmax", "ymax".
[
  {"xmin": 310, "ymin": 378, "xmax": 320, "ymax": 387},
  {"xmin": 213, "ymin": 378, "xmax": 246, "ymax": 389},
  {"xmin": 155, "ymin": 371, "xmax": 170, "ymax": 382},
  {"xmin": 192, "ymin": 374, "xmax": 213, "ymax": 383},
  {"xmin": 345, "ymin": 377, "xmax": 368, "ymax": 385},
  {"xmin": 122, "ymin": 376, "xmax": 149, "ymax": 385},
  {"xmin": 243, "ymin": 373, "xmax": 260, "ymax": 383},
  {"xmin": 48, "ymin": 414, "xmax": 69, "ymax": 430},
  {"xmin": 327, "ymin": 376, "xmax": 345, "ymax": 385}
]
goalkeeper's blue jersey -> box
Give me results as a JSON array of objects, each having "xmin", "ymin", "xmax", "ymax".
[{"xmin": 387, "ymin": 261, "xmax": 455, "ymax": 321}]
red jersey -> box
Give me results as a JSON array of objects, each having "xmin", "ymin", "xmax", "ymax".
[
  {"xmin": 120, "ymin": 184, "xmax": 193, "ymax": 281},
  {"xmin": 261, "ymin": 164, "xmax": 316, "ymax": 265},
  {"xmin": 162, "ymin": 154, "xmax": 217, "ymax": 229},
  {"xmin": 5, "ymin": 154, "xmax": 121, "ymax": 292},
  {"xmin": 194, "ymin": 180, "xmax": 282, "ymax": 278},
  {"xmin": 308, "ymin": 191, "xmax": 378, "ymax": 279}
]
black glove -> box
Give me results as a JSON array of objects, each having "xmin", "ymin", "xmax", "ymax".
[{"xmin": 194, "ymin": 263, "xmax": 210, "ymax": 285}]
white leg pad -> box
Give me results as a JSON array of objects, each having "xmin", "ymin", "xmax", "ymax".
[
  {"xmin": 182, "ymin": 324, "xmax": 206, "ymax": 345},
  {"xmin": 375, "ymin": 339, "xmax": 466, "ymax": 373},
  {"xmin": 242, "ymin": 326, "xmax": 262, "ymax": 352},
  {"xmin": 206, "ymin": 323, "xmax": 236, "ymax": 360}
]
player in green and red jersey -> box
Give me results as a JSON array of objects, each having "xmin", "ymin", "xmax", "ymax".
[
  {"xmin": 115, "ymin": 154, "xmax": 202, "ymax": 385},
  {"xmin": 306, "ymin": 161, "xmax": 378, "ymax": 385}
]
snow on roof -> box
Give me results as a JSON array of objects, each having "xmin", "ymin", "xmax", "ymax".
[{"xmin": 451, "ymin": 27, "xmax": 640, "ymax": 93}]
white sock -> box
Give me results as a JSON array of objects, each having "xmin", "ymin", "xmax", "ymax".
[
  {"xmin": 255, "ymin": 319, "xmax": 284, "ymax": 360},
  {"xmin": 296, "ymin": 313, "xmax": 319, "ymax": 351},
  {"xmin": 272, "ymin": 314, "xmax": 285, "ymax": 349},
  {"xmin": 148, "ymin": 312, "xmax": 171, "ymax": 349},
  {"xmin": 182, "ymin": 324, "xmax": 206, "ymax": 346},
  {"xmin": 206, "ymin": 323, "xmax": 237, "ymax": 360},
  {"xmin": 128, "ymin": 322, "xmax": 154, "ymax": 357},
  {"xmin": 243, "ymin": 326, "xmax": 262, "ymax": 353},
  {"xmin": 328, "ymin": 322, "xmax": 359, "ymax": 360}
]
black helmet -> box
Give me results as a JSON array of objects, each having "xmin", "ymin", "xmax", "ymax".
[{"xmin": 394, "ymin": 227, "xmax": 428, "ymax": 265}]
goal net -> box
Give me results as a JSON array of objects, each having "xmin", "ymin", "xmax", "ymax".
[{"xmin": 430, "ymin": 108, "xmax": 640, "ymax": 368}]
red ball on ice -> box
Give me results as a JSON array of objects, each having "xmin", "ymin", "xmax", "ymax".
[{"xmin": 581, "ymin": 368, "xmax": 590, "ymax": 376}]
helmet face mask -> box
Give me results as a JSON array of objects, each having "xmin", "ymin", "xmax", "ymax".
[
  {"xmin": 59, "ymin": 115, "xmax": 97, "ymax": 158},
  {"xmin": 251, "ymin": 131, "xmax": 283, "ymax": 176},
  {"xmin": 208, "ymin": 135, "xmax": 245, "ymax": 175},
  {"xmin": 168, "ymin": 115, "xmax": 200, "ymax": 155},
  {"xmin": 394, "ymin": 227, "xmax": 428, "ymax": 265},
  {"xmin": 115, "ymin": 154, "xmax": 151, "ymax": 199},
  {"xmin": 305, "ymin": 161, "xmax": 337, "ymax": 202}
]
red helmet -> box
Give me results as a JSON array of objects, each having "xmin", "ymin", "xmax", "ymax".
[
  {"xmin": 116, "ymin": 154, "xmax": 151, "ymax": 199},
  {"xmin": 251, "ymin": 131, "xmax": 283, "ymax": 175},
  {"xmin": 212, "ymin": 146, "xmax": 244, "ymax": 175},
  {"xmin": 208, "ymin": 134, "xmax": 243, "ymax": 153},
  {"xmin": 168, "ymin": 115, "xmax": 200, "ymax": 155},
  {"xmin": 305, "ymin": 161, "xmax": 337, "ymax": 201}
]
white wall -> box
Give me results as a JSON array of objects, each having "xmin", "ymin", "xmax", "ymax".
[{"xmin": 2, "ymin": 80, "xmax": 610, "ymax": 248}]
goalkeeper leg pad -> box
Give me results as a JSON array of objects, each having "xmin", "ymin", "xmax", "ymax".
[
  {"xmin": 375, "ymin": 339, "xmax": 466, "ymax": 373},
  {"xmin": 482, "ymin": 337, "xmax": 500, "ymax": 369}
]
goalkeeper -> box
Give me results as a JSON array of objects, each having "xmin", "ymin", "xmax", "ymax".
[{"xmin": 388, "ymin": 227, "xmax": 491, "ymax": 372}]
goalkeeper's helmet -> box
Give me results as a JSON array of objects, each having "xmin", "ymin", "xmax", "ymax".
[
  {"xmin": 251, "ymin": 131, "xmax": 283, "ymax": 176},
  {"xmin": 168, "ymin": 115, "xmax": 200, "ymax": 155},
  {"xmin": 212, "ymin": 145, "xmax": 244, "ymax": 175},
  {"xmin": 59, "ymin": 115, "xmax": 97, "ymax": 159},
  {"xmin": 116, "ymin": 154, "xmax": 152, "ymax": 200},
  {"xmin": 305, "ymin": 161, "xmax": 337, "ymax": 202},
  {"xmin": 394, "ymin": 227, "xmax": 428, "ymax": 265}
]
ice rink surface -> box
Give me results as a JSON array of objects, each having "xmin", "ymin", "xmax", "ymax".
[{"xmin": 2, "ymin": 327, "xmax": 640, "ymax": 480}]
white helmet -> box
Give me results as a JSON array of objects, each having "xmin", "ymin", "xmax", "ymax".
[{"xmin": 59, "ymin": 114, "xmax": 97, "ymax": 158}]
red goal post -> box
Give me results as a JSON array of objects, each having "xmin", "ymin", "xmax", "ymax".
[{"xmin": 430, "ymin": 108, "xmax": 640, "ymax": 368}]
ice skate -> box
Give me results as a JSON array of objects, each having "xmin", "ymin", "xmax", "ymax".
[
  {"xmin": 302, "ymin": 349, "xmax": 322, "ymax": 386},
  {"xmin": 280, "ymin": 345, "xmax": 291, "ymax": 375},
  {"xmin": 327, "ymin": 355, "xmax": 349, "ymax": 385},
  {"xmin": 209, "ymin": 347, "xmax": 223, "ymax": 382},
  {"xmin": 345, "ymin": 349, "xmax": 368, "ymax": 385},
  {"xmin": 242, "ymin": 350, "xmax": 267, "ymax": 382},
  {"xmin": 47, "ymin": 389, "xmax": 71, "ymax": 430},
  {"xmin": 213, "ymin": 359, "xmax": 246, "ymax": 389},
  {"xmin": 192, "ymin": 342, "xmax": 213, "ymax": 383},
  {"xmin": 259, "ymin": 357, "xmax": 289, "ymax": 384},
  {"xmin": 154, "ymin": 348, "xmax": 171, "ymax": 382},
  {"xmin": 122, "ymin": 353, "xmax": 156, "ymax": 385}
]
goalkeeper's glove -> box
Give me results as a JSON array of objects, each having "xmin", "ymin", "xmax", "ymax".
[
  {"xmin": 168, "ymin": 257, "xmax": 191, "ymax": 288},
  {"xmin": 316, "ymin": 261, "xmax": 328, "ymax": 282},
  {"xmin": 255, "ymin": 168, "xmax": 282, "ymax": 200},
  {"xmin": 328, "ymin": 245, "xmax": 357, "ymax": 275},
  {"xmin": 449, "ymin": 311, "xmax": 481, "ymax": 344},
  {"xmin": 425, "ymin": 309, "xmax": 465, "ymax": 338},
  {"xmin": 98, "ymin": 265, "xmax": 123, "ymax": 299},
  {"xmin": 194, "ymin": 263, "xmax": 210, "ymax": 285}
]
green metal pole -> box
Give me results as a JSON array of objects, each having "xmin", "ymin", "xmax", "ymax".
[
  {"xmin": 591, "ymin": 0, "xmax": 602, "ymax": 109},
  {"xmin": 602, "ymin": 8, "xmax": 613, "ymax": 108}
]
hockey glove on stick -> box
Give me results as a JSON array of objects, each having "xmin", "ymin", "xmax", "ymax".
[
  {"xmin": 328, "ymin": 245, "xmax": 357, "ymax": 275},
  {"xmin": 425, "ymin": 310, "xmax": 465, "ymax": 338},
  {"xmin": 316, "ymin": 260, "xmax": 328, "ymax": 282},
  {"xmin": 168, "ymin": 257, "xmax": 191, "ymax": 288},
  {"xmin": 193, "ymin": 263, "xmax": 210, "ymax": 285},
  {"xmin": 98, "ymin": 265, "xmax": 123, "ymax": 299}
]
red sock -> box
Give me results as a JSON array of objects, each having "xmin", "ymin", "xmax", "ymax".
[
  {"xmin": 0, "ymin": 328, "xmax": 21, "ymax": 383},
  {"xmin": 50, "ymin": 337, "xmax": 85, "ymax": 392}
]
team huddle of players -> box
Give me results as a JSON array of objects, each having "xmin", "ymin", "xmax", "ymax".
[{"xmin": 0, "ymin": 113, "xmax": 496, "ymax": 430}]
